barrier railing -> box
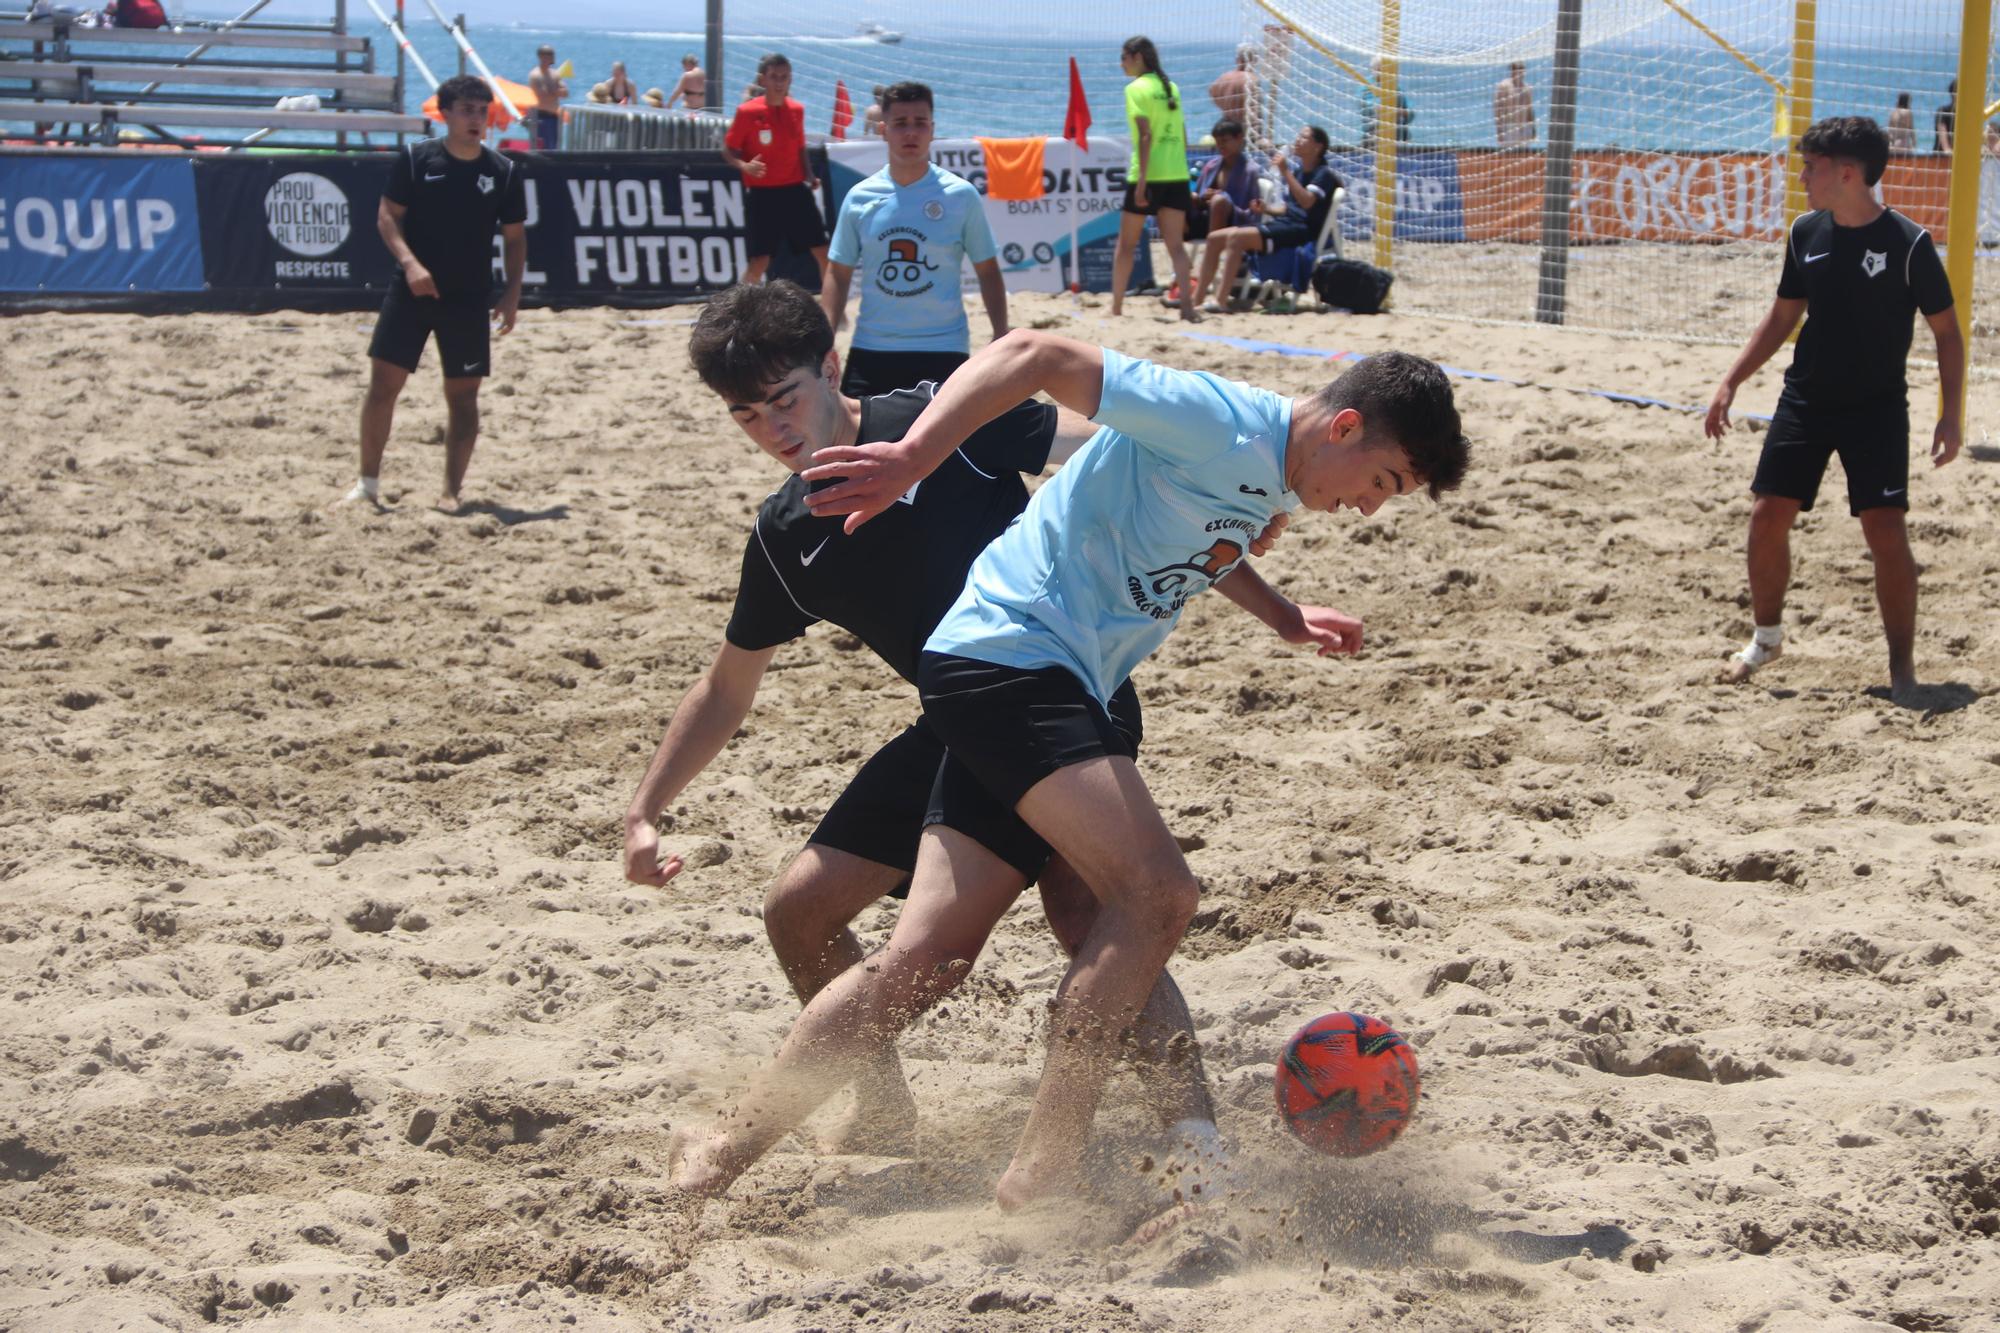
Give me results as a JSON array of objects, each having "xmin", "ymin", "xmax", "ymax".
[{"xmin": 562, "ymin": 103, "xmax": 728, "ymax": 152}]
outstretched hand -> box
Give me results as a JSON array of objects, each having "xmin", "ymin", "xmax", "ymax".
[
  {"xmin": 624, "ymin": 820, "xmax": 685, "ymax": 888},
  {"xmin": 1282, "ymin": 604, "xmax": 1364, "ymax": 656},
  {"xmin": 803, "ymin": 439, "xmax": 924, "ymax": 534}
]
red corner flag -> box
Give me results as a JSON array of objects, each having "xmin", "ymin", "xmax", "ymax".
[
  {"xmin": 831, "ymin": 79, "xmax": 855, "ymax": 141},
  {"xmin": 1063, "ymin": 57, "xmax": 1090, "ymax": 150}
]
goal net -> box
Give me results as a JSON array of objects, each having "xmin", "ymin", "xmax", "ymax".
[{"xmin": 1237, "ymin": 0, "xmax": 1993, "ymax": 354}]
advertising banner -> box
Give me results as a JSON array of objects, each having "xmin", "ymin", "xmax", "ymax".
[
  {"xmin": 0, "ymin": 155, "xmax": 203, "ymax": 293},
  {"xmin": 1326, "ymin": 149, "xmax": 1467, "ymax": 244},
  {"xmin": 826, "ymin": 137, "xmax": 1150, "ymax": 294},
  {"xmin": 193, "ymin": 154, "xmax": 400, "ymax": 293}
]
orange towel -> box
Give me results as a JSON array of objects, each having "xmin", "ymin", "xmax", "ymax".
[{"xmin": 977, "ymin": 136, "xmax": 1047, "ymax": 201}]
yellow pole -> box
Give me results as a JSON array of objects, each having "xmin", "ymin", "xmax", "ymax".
[
  {"xmin": 1373, "ymin": 0, "xmax": 1400, "ymax": 272},
  {"xmin": 1783, "ymin": 0, "xmax": 1816, "ymax": 225},
  {"xmin": 1945, "ymin": 0, "xmax": 1993, "ymax": 422}
]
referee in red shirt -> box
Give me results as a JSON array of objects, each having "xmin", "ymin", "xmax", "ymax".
[{"xmin": 723, "ymin": 53, "xmax": 830, "ymax": 287}]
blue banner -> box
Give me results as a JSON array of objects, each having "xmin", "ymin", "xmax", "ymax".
[
  {"xmin": 1327, "ymin": 150, "xmax": 1466, "ymax": 244},
  {"xmin": 0, "ymin": 156, "xmax": 204, "ymax": 293}
]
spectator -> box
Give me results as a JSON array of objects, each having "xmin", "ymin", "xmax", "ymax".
[
  {"xmin": 1362, "ymin": 58, "xmax": 1412, "ymax": 149},
  {"xmin": 1189, "ymin": 124, "xmax": 1339, "ymax": 312},
  {"xmin": 642, "ymin": 87, "xmax": 667, "ymax": 109},
  {"xmin": 109, "ymin": 0, "xmax": 166, "ymax": 28},
  {"xmin": 525, "ymin": 44, "xmax": 567, "ymax": 150},
  {"xmin": 722, "ymin": 53, "xmax": 829, "ymax": 287},
  {"xmin": 864, "ymin": 85, "xmax": 887, "ymax": 137},
  {"xmin": 605, "ymin": 61, "xmax": 635, "ymax": 106},
  {"xmin": 1210, "ymin": 45, "xmax": 1252, "ymax": 124},
  {"xmin": 1887, "ymin": 92, "xmax": 1915, "ymax": 152},
  {"xmin": 667, "ymin": 53, "xmax": 705, "ymax": 111},
  {"xmin": 1493, "ymin": 60, "xmax": 1534, "ymax": 147},
  {"xmin": 1111, "ymin": 35, "xmax": 1196, "ymax": 322},
  {"xmin": 1185, "ymin": 117, "xmax": 1261, "ymax": 245},
  {"xmin": 1935, "ymin": 79, "xmax": 1957, "ymax": 153},
  {"xmin": 587, "ymin": 82, "xmax": 612, "ymax": 105}
]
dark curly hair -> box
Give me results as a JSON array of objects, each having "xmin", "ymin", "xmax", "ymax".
[
  {"xmin": 1799, "ymin": 115, "xmax": 1890, "ymax": 186},
  {"xmin": 1314, "ymin": 351, "xmax": 1470, "ymax": 499},
  {"xmin": 687, "ymin": 281, "xmax": 833, "ymax": 404}
]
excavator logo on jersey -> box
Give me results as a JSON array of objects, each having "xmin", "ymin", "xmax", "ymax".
[
  {"xmin": 874, "ymin": 227, "xmax": 940, "ymax": 298},
  {"xmin": 1127, "ymin": 535, "xmax": 1244, "ymax": 621}
]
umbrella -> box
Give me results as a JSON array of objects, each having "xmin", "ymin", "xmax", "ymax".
[{"xmin": 422, "ymin": 75, "xmax": 540, "ymax": 130}]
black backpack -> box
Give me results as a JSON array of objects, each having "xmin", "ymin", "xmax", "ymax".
[{"xmin": 1311, "ymin": 256, "xmax": 1393, "ymax": 313}]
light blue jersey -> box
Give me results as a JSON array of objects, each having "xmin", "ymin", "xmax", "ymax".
[
  {"xmin": 828, "ymin": 164, "xmax": 998, "ymax": 353},
  {"xmin": 927, "ymin": 350, "xmax": 1300, "ymax": 705}
]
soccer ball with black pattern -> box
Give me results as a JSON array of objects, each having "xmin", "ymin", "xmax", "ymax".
[{"xmin": 1274, "ymin": 1012, "xmax": 1420, "ymax": 1156}]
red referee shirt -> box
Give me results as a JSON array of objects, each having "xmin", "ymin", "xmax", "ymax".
[{"xmin": 725, "ymin": 97, "xmax": 807, "ymax": 188}]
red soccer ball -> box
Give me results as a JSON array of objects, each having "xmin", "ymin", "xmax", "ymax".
[{"xmin": 1274, "ymin": 1011, "xmax": 1420, "ymax": 1156}]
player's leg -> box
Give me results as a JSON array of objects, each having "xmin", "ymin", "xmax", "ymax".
[
  {"xmin": 350, "ymin": 285, "xmax": 426, "ymax": 504},
  {"xmin": 1190, "ymin": 223, "xmax": 1235, "ymax": 306},
  {"xmin": 1858, "ymin": 507, "xmax": 1918, "ymax": 697},
  {"xmin": 1154, "ymin": 204, "xmax": 1198, "ymax": 323},
  {"xmin": 1728, "ymin": 400, "xmax": 1823, "ymax": 682},
  {"xmin": 672, "ymin": 823, "xmax": 1029, "ymax": 1196},
  {"xmin": 1109, "ymin": 205, "xmax": 1148, "ymax": 316},
  {"xmin": 998, "ymin": 754, "xmax": 1200, "ymax": 1209},
  {"xmin": 434, "ymin": 295, "xmax": 493, "ymax": 511},
  {"xmin": 439, "ymin": 378, "xmax": 480, "ymax": 512},
  {"xmin": 741, "ymin": 254, "xmax": 772, "ymax": 286}
]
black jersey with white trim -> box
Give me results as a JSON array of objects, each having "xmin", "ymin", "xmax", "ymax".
[
  {"xmin": 1777, "ymin": 207, "xmax": 1953, "ymax": 409},
  {"xmin": 382, "ymin": 139, "xmax": 528, "ymax": 299},
  {"xmin": 724, "ymin": 384, "xmax": 1057, "ymax": 685}
]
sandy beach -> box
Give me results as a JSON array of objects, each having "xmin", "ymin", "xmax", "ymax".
[{"xmin": 2, "ymin": 287, "xmax": 1997, "ymax": 1331}]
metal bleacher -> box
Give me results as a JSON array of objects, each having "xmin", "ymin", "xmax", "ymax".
[{"xmin": 0, "ymin": 6, "xmax": 425, "ymax": 149}]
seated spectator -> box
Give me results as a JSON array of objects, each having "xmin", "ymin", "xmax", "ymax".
[
  {"xmin": 1185, "ymin": 118, "xmax": 1261, "ymax": 242},
  {"xmin": 1188, "ymin": 123, "xmax": 1339, "ymax": 312}
]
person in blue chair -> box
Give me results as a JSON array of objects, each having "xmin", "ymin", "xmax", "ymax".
[{"xmin": 1189, "ymin": 124, "xmax": 1339, "ymax": 313}]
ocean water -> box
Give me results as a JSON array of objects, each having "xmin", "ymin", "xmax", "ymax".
[{"xmin": 371, "ymin": 23, "xmax": 1971, "ymax": 153}]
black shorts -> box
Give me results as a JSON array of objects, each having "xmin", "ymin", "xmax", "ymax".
[
  {"xmin": 1184, "ymin": 196, "xmax": 1254, "ymax": 240},
  {"xmin": 1122, "ymin": 179, "xmax": 1192, "ymax": 216},
  {"xmin": 744, "ymin": 183, "xmax": 829, "ymax": 259},
  {"xmin": 806, "ymin": 717, "xmax": 944, "ymax": 898},
  {"xmin": 1752, "ymin": 393, "xmax": 1911, "ymax": 515},
  {"xmin": 918, "ymin": 653, "xmax": 1143, "ymax": 881},
  {"xmin": 367, "ymin": 282, "xmax": 492, "ymax": 378},
  {"xmin": 840, "ymin": 347, "xmax": 967, "ymax": 398},
  {"xmin": 1259, "ymin": 218, "xmax": 1312, "ymax": 252}
]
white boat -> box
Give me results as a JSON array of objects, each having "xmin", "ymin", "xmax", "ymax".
[{"xmin": 856, "ymin": 21, "xmax": 902, "ymax": 43}]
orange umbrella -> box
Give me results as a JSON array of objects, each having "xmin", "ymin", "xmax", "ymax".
[{"xmin": 422, "ymin": 76, "xmax": 540, "ymax": 130}]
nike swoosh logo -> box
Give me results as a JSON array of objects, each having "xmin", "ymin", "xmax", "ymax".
[
  {"xmin": 800, "ymin": 536, "xmax": 831, "ymax": 566},
  {"xmin": 1239, "ymin": 484, "xmax": 1269, "ymax": 496},
  {"xmin": 1802, "ymin": 251, "xmax": 1828, "ymax": 262},
  {"xmin": 462, "ymin": 362, "xmax": 480, "ymax": 372},
  {"xmin": 424, "ymin": 172, "xmax": 446, "ymax": 181},
  {"xmin": 1883, "ymin": 488, "xmax": 1905, "ymax": 497}
]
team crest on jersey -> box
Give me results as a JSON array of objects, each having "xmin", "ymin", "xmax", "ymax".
[
  {"xmin": 923, "ymin": 199, "xmax": 945, "ymax": 220},
  {"xmin": 477, "ymin": 174, "xmax": 494, "ymax": 195},
  {"xmin": 1861, "ymin": 249, "xmax": 1886, "ymax": 278},
  {"xmin": 1126, "ymin": 524, "xmax": 1254, "ymax": 620},
  {"xmin": 874, "ymin": 225, "xmax": 940, "ymax": 299}
]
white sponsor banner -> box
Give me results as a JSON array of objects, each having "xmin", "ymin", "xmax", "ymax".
[{"xmin": 825, "ymin": 136, "xmax": 1149, "ymax": 294}]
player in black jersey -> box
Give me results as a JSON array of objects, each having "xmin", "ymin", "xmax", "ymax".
[
  {"xmin": 1704, "ymin": 116, "xmax": 1963, "ymax": 705},
  {"xmin": 344, "ymin": 75, "xmax": 528, "ymax": 515},
  {"xmin": 625, "ymin": 282, "xmax": 1273, "ymax": 1163}
]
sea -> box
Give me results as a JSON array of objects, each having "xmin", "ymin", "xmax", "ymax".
[{"xmin": 362, "ymin": 23, "xmax": 1974, "ymax": 154}]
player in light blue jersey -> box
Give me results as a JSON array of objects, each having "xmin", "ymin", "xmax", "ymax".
[
  {"xmin": 822, "ymin": 81, "xmax": 1008, "ymax": 398},
  {"xmin": 672, "ymin": 333, "xmax": 1469, "ymax": 1216}
]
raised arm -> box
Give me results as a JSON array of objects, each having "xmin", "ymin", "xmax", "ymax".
[
  {"xmin": 623, "ymin": 640, "xmax": 777, "ymax": 886},
  {"xmin": 804, "ymin": 330, "xmax": 1104, "ymax": 530},
  {"xmin": 1705, "ymin": 295, "xmax": 1805, "ymax": 438}
]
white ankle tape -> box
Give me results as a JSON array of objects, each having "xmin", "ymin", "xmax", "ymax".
[{"xmin": 1752, "ymin": 625, "xmax": 1783, "ymax": 648}]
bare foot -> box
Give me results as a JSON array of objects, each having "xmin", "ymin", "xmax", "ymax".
[
  {"xmin": 995, "ymin": 1154, "xmax": 1080, "ymax": 1212},
  {"xmin": 434, "ymin": 492, "xmax": 462, "ymax": 515},
  {"xmin": 1720, "ymin": 639, "xmax": 1780, "ymax": 685},
  {"xmin": 817, "ymin": 1080, "xmax": 919, "ymax": 1157},
  {"xmin": 667, "ymin": 1126, "xmax": 753, "ymax": 1198},
  {"xmin": 1718, "ymin": 657, "xmax": 1756, "ymax": 685},
  {"xmin": 336, "ymin": 482, "xmax": 384, "ymax": 511},
  {"xmin": 1889, "ymin": 675, "xmax": 1922, "ymax": 709},
  {"xmin": 1123, "ymin": 1200, "xmax": 1201, "ymax": 1249}
]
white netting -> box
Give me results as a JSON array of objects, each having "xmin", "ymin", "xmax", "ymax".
[{"xmin": 1238, "ymin": 0, "xmax": 1994, "ymax": 353}]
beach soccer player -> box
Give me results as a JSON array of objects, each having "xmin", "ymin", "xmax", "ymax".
[
  {"xmin": 820, "ymin": 81, "xmax": 1007, "ymax": 397},
  {"xmin": 1704, "ymin": 116, "xmax": 1962, "ymax": 704},
  {"xmin": 671, "ymin": 333, "xmax": 1469, "ymax": 1210},
  {"xmin": 345, "ymin": 75, "xmax": 526, "ymax": 514},
  {"xmin": 722, "ymin": 54, "xmax": 829, "ymax": 288},
  {"xmin": 627, "ymin": 283, "xmax": 1260, "ymax": 1158}
]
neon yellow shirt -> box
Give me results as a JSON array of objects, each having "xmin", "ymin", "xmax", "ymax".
[{"xmin": 1124, "ymin": 74, "xmax": 1188, "ymax": 183}]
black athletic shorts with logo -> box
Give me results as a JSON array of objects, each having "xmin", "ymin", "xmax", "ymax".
[
  {"xmin": 1752, "ymin": 391, "xmax": 1911, "ymax": 515},
  {"xmin": 839, "ymin": 348, "xmax": 967, "ymax": 399},
  {"xmin": 918, "ymin": 652, "xmax": 1144, "ymax": 881},
  {"xmin": 805, "ymin": 717, "xmax": 947, "ymax": 898},
  {"xmin": 745, "ymin": 183, "xmax": 829, "ymax": 259},
  {"xmin": 368, "ymin": 281, "xmax": 493, "ymax": 378},
  {"xmin": 1122, "ymin": 179, "xmax": 1193, "ymax": 216}
]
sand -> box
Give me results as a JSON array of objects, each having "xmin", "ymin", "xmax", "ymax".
[{"xmin": 1, "ymin": 288, "xmax": 1997, "ymax": 1332}]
